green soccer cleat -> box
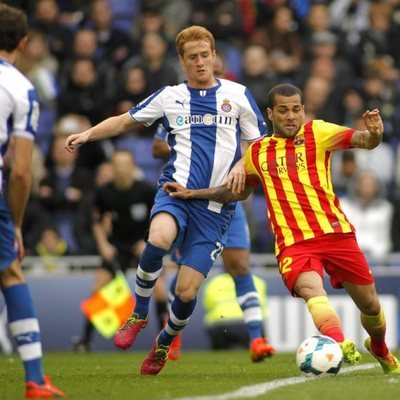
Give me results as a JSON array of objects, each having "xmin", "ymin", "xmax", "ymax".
[
  {"xmin": 340, "ymin": 339, "xmax": 362, "ymax": 365},
  {"xmin": 364, "ymin": 338, "xmax": 400, "ymax": 374}
]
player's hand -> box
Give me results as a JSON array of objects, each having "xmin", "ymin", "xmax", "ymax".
[
  {"xmin": 363, "ymin": 109, "xmax": 383, "ymax": 138},
  {"xmin": 163, "ymin": 182, "xmax": 193, "ymax": 199},
  {"xmin": 14, "ymin": 226, "xmax": 25, "ymax": 261},
  {"xmin": 64, "ymin": 132, "xmax": 90, "ymax": 153},
  {"xmin": 226, "ymin": 159, "xmax": 246, "ymax": 194}
]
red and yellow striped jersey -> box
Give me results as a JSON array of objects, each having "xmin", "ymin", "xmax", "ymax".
[{"xmin": 245, "ymin": 119, "xmax": 356, "ymax": 255}]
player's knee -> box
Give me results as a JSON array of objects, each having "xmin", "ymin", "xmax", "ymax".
[
  {"xmin": 147, "ymin": 235, "xmax": 172, "ymax": 251},
  {"xmin": 296, "ymin": 286, "xmax": 326, "ymax": 301},
  {"xmin": 175, "ymin": 284, "xmax": 198, "ymax": 303},
  {"xmin": 360, "ymin": 297, "xmax": 381, "ymax": 315}
]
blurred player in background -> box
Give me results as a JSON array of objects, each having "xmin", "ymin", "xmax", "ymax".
[
  {"xmin": 165, "ymin": 83, "xmax": 400, "ymax": 375},
  {"xmin": 153, "ymin": 124, "xmax": 275, "ymax": 362},
  {"xmin": 64, "ymin": 25, "xmax": 267, "ymax": 375},
  {"xmin": 0, "ymin": 4, "xmax": 64, "ymax": 398}
]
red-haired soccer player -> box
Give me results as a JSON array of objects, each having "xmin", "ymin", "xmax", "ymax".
[
  {"xmin": 164, "ymin": 83, "xmax": 400, "ymax": 375},
  {"xmin": 65, "ymin": 25, "xmax": 267, "ymax": 375}
]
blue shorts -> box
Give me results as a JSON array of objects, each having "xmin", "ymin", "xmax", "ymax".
[
  {"xmin": 225, "ymin": 202, "xmax": 250, "ymax": 250},
  {"xmin": 151, "ymin": 189, "xmax": 234, "ymax": 276},
  {"xmin": 0, "ymin": 196, "xmax": 17, "ymax": 271}
]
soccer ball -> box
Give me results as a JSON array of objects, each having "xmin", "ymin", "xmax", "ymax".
[{"xmin": 296, "ymin": 335, "xmax": 343, "ymax": 377}]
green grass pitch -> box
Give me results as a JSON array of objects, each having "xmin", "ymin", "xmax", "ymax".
[{"xmin": 1, "ymin": 350, "xmax": 399, "ymax": 399}]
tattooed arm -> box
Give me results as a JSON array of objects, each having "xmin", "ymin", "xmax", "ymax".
[
  {"xmin": 350, "ymin": 109, "xmax": 383, "ymax": 149},
  {"xmin": 163, "ymin": 182, "xmax": 254, "ymax": 202}
]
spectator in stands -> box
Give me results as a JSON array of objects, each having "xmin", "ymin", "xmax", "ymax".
[
  {"xmin": 17, "ymin": 29, "xmax": 59, "ymax": 109},
  {"xmin": 57, "ymin": 58, "xmax": 111, "ymax": 125},
  {"xmin": 123, "ymin": 32, "xmax": 179, "ymax": 95},
  {"xmin": 340, "ymin": 171, "xmax": 394, "ymax": 264},
  {"xmin": 300, "ymin": 2, "xmax": 338, "ymax": 58},
  {"xmin": 17, "ymin": 29, "xmax": 59, "ymax": 156},
  {"xmin": 295, "ymin": 30, "xmax": 354, "ymax": 99},
  {"xmin": 190, "ymin": 0, "xmax": 244, "ymax": 45},
  {"xmin": 157, "ymin": 0, "xmax": 192, "ymax": 39},
  {"xmin": 83, "ymin": 0, "xmax": 133, "ymax": 69},
  {"xmin": 331, "ymin": 150, "xmax": 359, "ymax": 198},
  {"xmin": 33, "ymin": 225, "xmax": 69, "ymax": 272},
  {"xmin": 303, "ymin": 75, "xmax": 342, "ymax": 123},
  {"xmin": 240, "ymin": 44, "xmax": 279, "ymax": 112},
  {"xmin": 131, "ymin": 6, "xmax": 175, "ymax": 57},
  {"xmin": 113, "ymin": 66, "xmax": 150, "ymax": 111},
  {"xmin": 38, "ymin": 134, "xmax": 93, "ymax": 253},
  {"xmin": 341, "ymin": 87, "xmax": 365, "ymax": 127},
  {"xmin": 251, "ymin": 5, "xmax": 303, "ymax": 81},
  {"xmin": 329, "ymin": 0, "xmax": 370, "ymax": 73},
  {"xmin": 358, "ymin": 2, "xmax": 395, "ymax": 68},
  {"xmin": 31, "ymin": 0, "xmax": 73, "ymax": 62},
  {"xmin": 58, "ymin": 28, "xmax": 116, "ymax": 101}
]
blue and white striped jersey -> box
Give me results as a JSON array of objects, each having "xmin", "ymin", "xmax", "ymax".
[
  {"xmin": 0, "ymin": 58, "xmax": 39, "ymax": 190},
  {"xmin": 130, "ymin": 78, "xmax": 266, "ymax": 193}
]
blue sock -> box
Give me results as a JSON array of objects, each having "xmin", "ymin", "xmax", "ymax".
[
  {"xmin": 4, "ymin": 284, "xmax": 44, "ymax": 384},
  {"xmin": 234, "ymin": 274, "xmax": 264, "ymax": 341},
  {"xmin": 158, "ymin": 295, "xmax": 197, "ymax": 346},
  {"xmin": 134, "ymin": 242, "xmax": 166, "ymax": 319}
]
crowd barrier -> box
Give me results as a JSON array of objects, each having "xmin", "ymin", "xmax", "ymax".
[{"xmin": 0, "ymin": 255, "xmax": 398, "ymax": 353}]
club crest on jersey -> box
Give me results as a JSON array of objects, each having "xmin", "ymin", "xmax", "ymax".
[
  {"xmin": 221, "ymin": 99, "xmax": 232, "ymax": 112},
  {"xmin": 294, "ymin": 134, "xmax": 305, "ymax": 146}
]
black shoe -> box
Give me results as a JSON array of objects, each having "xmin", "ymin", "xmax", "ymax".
[{"xmin": 71, "ymin": 336, "xmax": 91, "ymax": 353}]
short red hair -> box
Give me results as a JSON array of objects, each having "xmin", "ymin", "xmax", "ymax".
[{"xmin": 175, "ymin": 25, "xmax": 215, "ymax": 57}]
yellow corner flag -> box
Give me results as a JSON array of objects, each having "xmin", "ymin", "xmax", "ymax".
[{"xmin": 81, "ymin": 272, "xmax": 135, "ymax": 338}]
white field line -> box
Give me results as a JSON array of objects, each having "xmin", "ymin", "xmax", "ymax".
[{"xmin": 174, "ymin": 363, "xmax": 377, "ymax": 400}]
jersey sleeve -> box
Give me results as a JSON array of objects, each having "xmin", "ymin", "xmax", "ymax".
[
  {"xmin": 129, "ymin": 87, "xmax": 166, "ymax": 127},
  {"xmin": 312, "ymin": 120, "xmax": 355, "ymax": 152},
  {"xmin": 239, "ymin": 88, "xmax": 267, "ymax": 142},
  {"xmin": 13, "ymin": 88, "xmax": 39, "ymax": 140},
  {"xmin": 244, "ymin": 142, "xmax": 261, "ymax": 187}
]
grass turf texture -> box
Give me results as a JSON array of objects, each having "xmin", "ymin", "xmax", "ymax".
[{"xmin": 1, "ymin": 350, "xmax": 399, "ymax": 400}]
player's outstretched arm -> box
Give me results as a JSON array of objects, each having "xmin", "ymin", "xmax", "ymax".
[
  {"xmin": 163, "ymin": 182, "xmax": 253, "ymax": 203},
  {"xmin": 350, "ymin": 109, "xmax": 384, "ymax": 149},
  {"xmin": 64, "ymin": 113, "xmax": 137, "ymax": 153}
]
